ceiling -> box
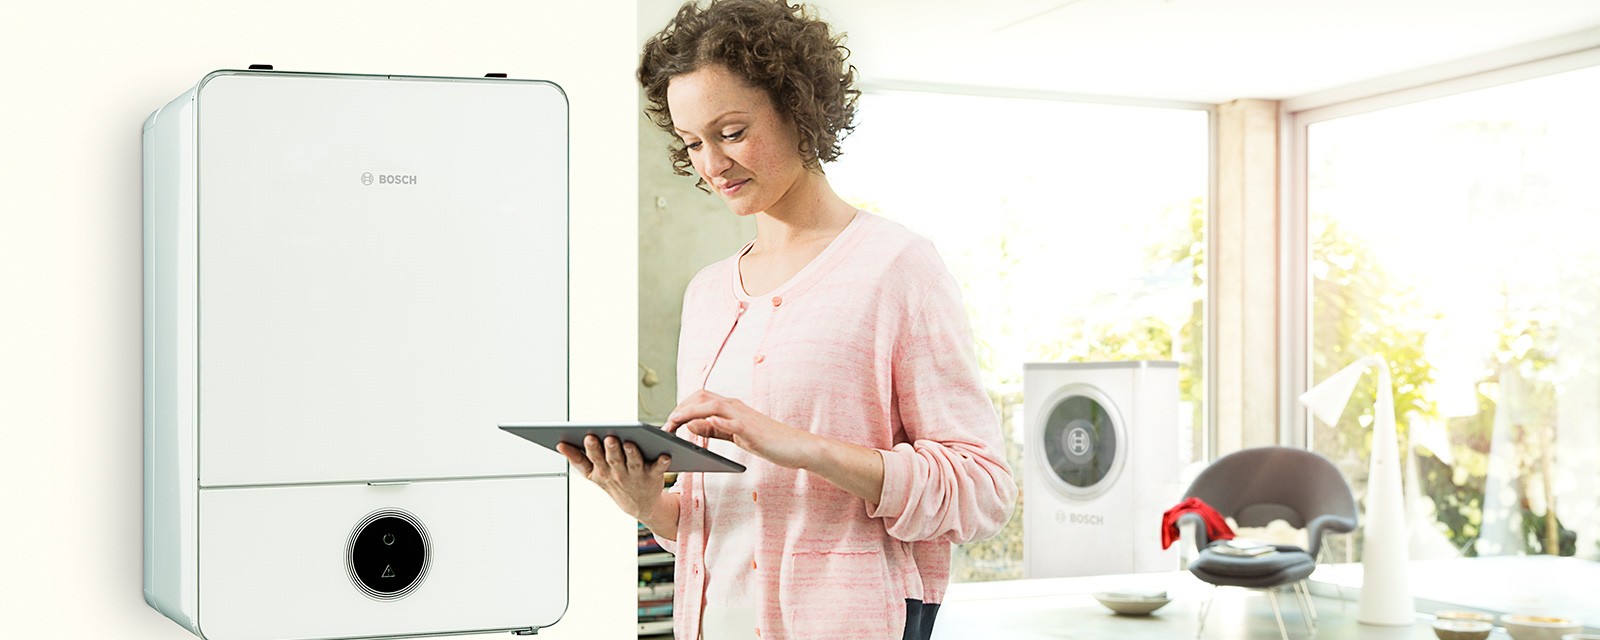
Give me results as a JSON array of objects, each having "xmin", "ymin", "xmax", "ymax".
[{"xmin": 639, "ymin": 0, "xmax": 1600, "ymax": 104}]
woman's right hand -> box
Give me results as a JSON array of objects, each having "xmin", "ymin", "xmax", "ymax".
[{"xmin": 556, "ymin": 435, "xmax": 672, "ymax": 521}]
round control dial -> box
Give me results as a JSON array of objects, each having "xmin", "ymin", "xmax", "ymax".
[{"xmin": 346, "ymin": 510, "xmax": 430, "ymax": 600}]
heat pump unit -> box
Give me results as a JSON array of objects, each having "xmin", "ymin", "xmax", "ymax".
[
  {"xmin": 142, "ymin": 69, "xmax": 570, "ymax": 639},
  {"xmin": 1023, "ymin": 361, "xmax": 1181, "ymax": 578}
]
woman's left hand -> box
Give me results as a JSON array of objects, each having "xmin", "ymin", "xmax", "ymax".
[{"xmin": 665, "ymin": 389, "xmax": 820, "ymax": 470}]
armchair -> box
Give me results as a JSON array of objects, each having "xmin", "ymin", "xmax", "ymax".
[{"xmin": 1177, "ymin": 447, "xmax": 1358, "ymax": 639}]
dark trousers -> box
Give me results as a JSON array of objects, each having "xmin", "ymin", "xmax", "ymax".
[{"xmin": 902, "ymin": 599, "xmax": 940, "ymax": 640}]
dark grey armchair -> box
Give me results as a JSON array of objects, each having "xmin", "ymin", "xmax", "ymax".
[{"xmin": 1177, "ymin": 447, "xmax": 1358, "ymax": 639}]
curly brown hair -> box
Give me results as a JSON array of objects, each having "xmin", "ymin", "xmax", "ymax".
[{"xmin": 638, "ymin": 0, "xmax": 859, "ymax": 182}]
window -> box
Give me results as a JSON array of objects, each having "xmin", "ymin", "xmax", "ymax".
[
  {"xmin": 1305, "ymin": 63, "xmax": 1600, "ymax": 570},
  {"xmin": 829, "ymin": 90, "xmax": 1209, "ymax": 581}
]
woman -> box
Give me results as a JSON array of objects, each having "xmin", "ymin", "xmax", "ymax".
[{"xmin": 557, "ymin": 1, "xmax": 1016, "ymax": 638}]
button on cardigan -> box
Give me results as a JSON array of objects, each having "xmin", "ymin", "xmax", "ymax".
[{"xmin": 653, "ymin": 212, "xmax": 1017, "ymax": 640}]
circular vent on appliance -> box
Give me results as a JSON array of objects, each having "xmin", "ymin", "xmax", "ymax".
[{"xmin": 1035, "ymin": 384, "xmax": 1126, "ymax": 500}]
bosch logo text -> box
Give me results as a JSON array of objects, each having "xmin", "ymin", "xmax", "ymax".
[{"xmin": 363, "ymin": 173, "xmax": 417, "ymax": 186}]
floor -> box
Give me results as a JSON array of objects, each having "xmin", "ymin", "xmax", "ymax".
[{"xmin": 932, "ymin": 571, "xmax": 1452, "ymax": 640}]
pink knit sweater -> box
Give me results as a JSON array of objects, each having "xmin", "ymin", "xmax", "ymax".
[{"xmin": 654, "ymin": 212, "xmax": 1017, "ymax": 639}]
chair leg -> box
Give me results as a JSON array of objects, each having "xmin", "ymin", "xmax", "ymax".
[
  {"xmin": 1316, "ymin": 546, "xmax": 1347, "ymax": 616},
  {"xmin": 1266, "ymin": 587, "xmax": 1290, "ymax": 640},
  {"xmin": 1300, "ymin": 580, "xmax": 1319, "ymax": 627},
  {"xmin": 1292, "ymin": 580, "xmax": 1317, "ymax": 636},
  {"xmin": 1195, "ymin": 585, "xmax": 1217, "ymax": 639}
]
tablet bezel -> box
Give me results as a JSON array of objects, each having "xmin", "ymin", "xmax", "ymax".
[{"xmin": 498, "ymin": 421, "xmax": 747, "ymax": 473}]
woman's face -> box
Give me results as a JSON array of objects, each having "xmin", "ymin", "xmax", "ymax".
[{"xmin": 666, "ymin": 64, "xmax": 807, "ymax": 216}]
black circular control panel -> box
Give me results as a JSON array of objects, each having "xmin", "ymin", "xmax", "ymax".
[{"xmin": 346, "ymin": 510, "xmax": 430, "ymax": 600}]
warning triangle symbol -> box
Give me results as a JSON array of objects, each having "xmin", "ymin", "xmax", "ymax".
[{"xmin": 381, "ymin": 564, "xmax": 396, "ymax": 579}]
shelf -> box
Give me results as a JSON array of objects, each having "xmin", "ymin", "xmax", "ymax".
[
  {"xmin": 639, "ymin": 582, "xmax": 674, "ymax": 599},
  {"xmin": 639, "ymin": 480, "xmax": 676, "ymax": 638}
]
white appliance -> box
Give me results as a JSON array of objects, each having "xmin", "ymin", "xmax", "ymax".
[
  {"xmin": 1023, "ymin": 361, "xmax": 1180, "ymax": 578},
  {"xmin": 142, "ymin": 69, "xmax": 570, "ymax": 639}
]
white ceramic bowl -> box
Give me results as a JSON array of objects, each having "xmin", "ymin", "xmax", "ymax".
[
  {"xmin": 1092, "ymin": 592, "xmax": 1172, "ymax": 616},
  {"xmin": 1432, "ymin": 618, "xmax": 1493, "ymax": 640},
  {"xmin": 1501, "ymin": 614, "xmax": 1583, "ymax": 640}
]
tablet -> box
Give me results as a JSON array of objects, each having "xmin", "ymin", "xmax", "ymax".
[{"xmin": 499, "ymin": 421, "xmax": 746, "ymax": 473}]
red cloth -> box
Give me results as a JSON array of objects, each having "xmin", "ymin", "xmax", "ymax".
[{"xmin": 1161, "ymin": 497, "xmax": 1235, "ymax": 550}]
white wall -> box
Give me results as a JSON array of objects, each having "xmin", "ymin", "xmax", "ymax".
[{"xmin": 0, "ymin": 1, "xmax": 638, "ymax": 637}]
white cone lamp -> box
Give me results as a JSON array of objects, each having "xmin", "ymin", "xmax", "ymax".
[{"xmin": 1298, "ymin": 354, "xmax": 1415, "ymax": 626}]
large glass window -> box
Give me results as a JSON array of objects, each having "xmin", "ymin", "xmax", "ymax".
[
  {"xmin": 1307, "ymin": 64, "xmax": 1600, "ymax": 572},
  {"xmin": 829, "ymin": 91, "xmax": 1209, "ymax": 581}
]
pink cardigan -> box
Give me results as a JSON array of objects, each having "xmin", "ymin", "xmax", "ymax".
[{"xmin": 654, "ymin": 212, "xmax": 1017, "ymax": 639}]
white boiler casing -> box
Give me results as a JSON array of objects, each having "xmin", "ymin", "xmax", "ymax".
[
  {"xmin": 142, "ymin": 70, "xmax": 570, "ymax": 639},
  {"xmin": 1023, "ymin": 361, "xmax": 1181, "ymax": 578}
]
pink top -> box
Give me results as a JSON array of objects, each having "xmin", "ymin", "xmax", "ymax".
[
  {"xmin": 655, "ymin": 212, "xmax": 1017, "ymax": 639},
  {"xmin": 697, "ymin": 242, "xmax": 771, "ymax": 638}
]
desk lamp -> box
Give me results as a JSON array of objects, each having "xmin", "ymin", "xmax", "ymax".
[{"xmin": 1298, "ymin": 354, "xmax": 1415, "ymax": 626}]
